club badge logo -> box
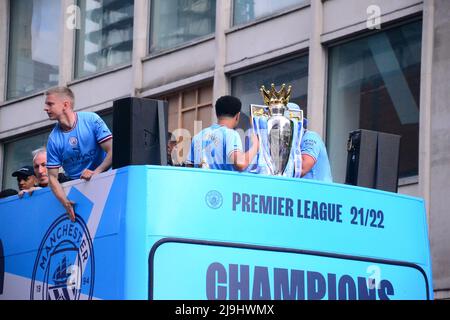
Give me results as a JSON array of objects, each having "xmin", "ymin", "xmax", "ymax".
[
  {"xmin": 69, "ymin": 136, "xmax": 78, "ymax": 147},
  {"xmin": 205, "ymin": 190, "xmax": 223, "ymax": 209},
  {"xmin": 30, "ymin": 214, "xmax": 94, "ymax": 300}
]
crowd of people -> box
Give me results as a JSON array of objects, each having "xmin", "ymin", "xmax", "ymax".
[{"xmin": 0, "ymin": 86, "xmax": 332, "ymax": 222}]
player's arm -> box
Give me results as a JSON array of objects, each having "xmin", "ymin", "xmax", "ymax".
[
  {"xmin": 80, "ymin": 139, "xmax": 112, "ymax": 180},
  {"xmin": 95, "ymin": 139, "xmax": 113, "ymax": 174},
  {"xmin": 300, "ymin": 133, "xmax": 321, "ymax": 177},
  {"xmin": 48, "ymin": 167, "xmax": 75, "ymax": 222},
  {"xmin": 230, "ymin": 134, "xmax": 259, "ymax": 172},
  {"xmin": 301, "ymin": 154, "xmax": 317, "ymax": 177}
]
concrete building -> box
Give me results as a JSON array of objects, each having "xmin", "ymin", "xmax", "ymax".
[{"xmin": 0, "ymin": 0, "xmax": 448, "ymax": 299}]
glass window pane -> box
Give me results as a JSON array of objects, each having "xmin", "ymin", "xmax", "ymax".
[
  {"xmin": 327, "ymin": 21, "xmax": 422, "ymax": 182},
  {"xmin": 198, "ymin": 106, "xmax": 212, "ymax": 127},
  {"xmin": 233, "ymin": 0, "xmax": 305, "ymax": 26},
  {"xmin": 183, "ymin": 90, "xmax": 197, "ymax": 108},
  {"xmin": 75, "ymin": 0, "xmax": 134, "ymax": 78},
  {"xmin": 150, "ymin": 0, "xmax": 216, "ymax": 53},
  {"xmin": 156, "ymin": 83, "xmax": 213, "ymax": 135},
  {"xmin": 166, "ymin": 95, "xmax": 181, "ymax": 133},
  {"xmin": 7, "ymin": 0, "xmax": 61, "ymax": 100},
  {"xmin": 231, "ymin": 56, "xmax": 309, "ymax": 131},
  {"xmin": 182, "ymin": 109, "xmax": 196, "ymax": 136},
  {"xmin": 2, "ymin": 131, "xmax": 50, "ymax": 190},
  {"xmin": 99, "ymin": 112, "xmax": 113, "ymax": 132}
]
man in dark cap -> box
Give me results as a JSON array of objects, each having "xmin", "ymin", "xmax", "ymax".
[
  {"xmin": 12, "ymin": 166, "xmax": 38, "ymax": 191},
  {"xmin": 14, "ymin": 148, "xmax": 72, "ymax": 199}
]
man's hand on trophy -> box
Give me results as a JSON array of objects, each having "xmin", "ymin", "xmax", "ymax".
[
  {"xmin": 231, "ymin": 133, "xmax": 260, "ymax": 172},
  {"xmin": 251, "ymin": 133, "xmax": 260, "ymax": 151}
]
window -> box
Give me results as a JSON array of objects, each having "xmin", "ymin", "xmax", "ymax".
[
  {"xmin": 150, "ymin": 0, "xmax": 216, "ymax": 53},
  {"xmin": 233, "ymin": 0, "xmax": 305, "ymax": 26},
  {"xmin": 156, "ymin": 83, "xmax": 213, "ymax": 162},
  {"xmin": 2, "ymin": 131, "xmax": 50, "ymax": 190},
  {"xmin": 7, "ymin": 0, "xmax": 61, "ymax": 100},
  {"xmin": 231, "ymin": 56, "xmax": 309, "ymax": 131},
  {"xmin": 327, "ymin": 20, "xmax": 423, "ymax": 182},
  {"xmin": 99, "ymin": 112, "xmax": 113, "ymax": 132},
  {"xmin": 75, "ymin": 0, "xmax": 134, "ymax": 78}
]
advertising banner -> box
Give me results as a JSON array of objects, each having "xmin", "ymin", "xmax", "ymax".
[
  {"xmin": 151, "ymin": 240, "xmax": 429, "ymax": 300},
  {"xmin": 0, "ymin": 166, "xmax": 433, "ymax": 300}
]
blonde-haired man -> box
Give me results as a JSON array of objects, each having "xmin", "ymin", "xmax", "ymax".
[{"xmin": 44, "ymin": 87, "xmax": 113, "ymax": 222}]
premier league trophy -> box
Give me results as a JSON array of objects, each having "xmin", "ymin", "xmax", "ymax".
[{"xmin": 248, "ymin": 84, "xmax": 304, "ymax": 177}]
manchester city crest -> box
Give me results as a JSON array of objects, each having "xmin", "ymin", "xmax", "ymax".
[
  {"xmin": 69, "ymin": 136, "xmax": 78, "ymax": 147},
  {"xmin": 30, "ymin": 214, "xmax": 95, "ymax": 300},
  {"xmin": 205, "ymin": 190, "xmax": 223, "ymax": 209}
]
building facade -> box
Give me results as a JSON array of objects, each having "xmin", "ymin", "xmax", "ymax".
[{"xmin": 0, "ymin": 0, "xmax": 449, "ymax": 299}]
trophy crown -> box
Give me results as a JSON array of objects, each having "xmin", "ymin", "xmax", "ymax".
[{"xmin": 260, "ymin": 83, "xmax": 292, "ymax": 106}]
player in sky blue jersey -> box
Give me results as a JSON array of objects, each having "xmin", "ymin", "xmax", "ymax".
[
  {"xmin": 186, "ymin": 96, "xmax": 259, "ymax": 171},
  {"xmin": 301, "ymin": 129, "xmax": 333, "ymax": 182},
  {"xmin": 46, "ymin": 112, "xmax": 112, "ymax": 179},
  {"xmin": 286, "ymin": 103, "xmax": 332, "ymax": 182},
  {"xmin": 44, "ymin": 87, "xmax": 113, "ymax": 221}
]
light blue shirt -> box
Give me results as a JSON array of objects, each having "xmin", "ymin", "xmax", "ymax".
[
  {"xmin": 301, "ymin": 130, "xmax": 333, "ymax": 182},
  {"xmin": 47, "ymin": 112, "xmax": 112, "ymax": 179},
  {"xmin": 186, "ymin": 124, "xmax": 243, "ymax": 171}
]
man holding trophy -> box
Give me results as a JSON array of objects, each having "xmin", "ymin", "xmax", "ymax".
[
  {"xmin": 248, "ymin": 83, "xmax": 332, "ymax": 182},
  {"xmin": 186, "ymin": 84, "xmax": 331, "ymax": 182},
  {"xmin": 186, "ymin": 95, "xmax": 259, "ymax": 171},
  {"xmin": 298, "ymin": 113, "xmax": 333, "ymax": 182}
]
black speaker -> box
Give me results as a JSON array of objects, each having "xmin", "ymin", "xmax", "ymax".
[
  {"xmin": 376, "ymin": 131, "xmax": 401, "ymax": 192},
  {"xmin": 112, "ymin": 97, "xmax": 168, "ymax": 169},
  {"xmin": 345, "ymin": 129, "xmax": 401, "ymax": 192},
  {"xmin": 345, "ymin": 130, "xmax": 378, "ymax": 189}
]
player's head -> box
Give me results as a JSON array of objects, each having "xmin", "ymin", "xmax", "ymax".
[
  {"xmin": 215, "ymin": 96, "xmax": 242, "ymax": 118},
  {"xmin": 215, "ymin": 96, "xmax": 242, "ymax": 128},
  {"xmin": 44, "ymin": 86, "xmax": 75, "ymax": 121}
]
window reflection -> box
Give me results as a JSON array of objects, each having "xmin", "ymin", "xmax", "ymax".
[
  {"xmin": 7, "ymin": 0, "xmax": 61, "ymax": 100},
  {"xmin": 327, "ymin": 21, "xmax": 423, "ymax": 181},
  {"xmin": 233, "ymin": 0, "xmax": 304, "ymax": 26},
  {"xmin": 150, "ymin": 0, "xmax": 216, "ymax": 53},
  {"xmin": 75, "ymin": 0, "xmax": 134, "ymax": 78}
]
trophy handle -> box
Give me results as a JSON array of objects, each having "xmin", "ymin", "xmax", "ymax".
[
  {"xmin": 250, "ymin": 104, "xmax": 268, "ymax": 126},
  {"xmin": 285, "ymin": 108, "xmax": 304, "ymax": 124}
]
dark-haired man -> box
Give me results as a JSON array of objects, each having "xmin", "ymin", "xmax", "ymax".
[
  {"xmin": 186, "ymin": 95, "xmax": 259, "ymax": 171},
  {"xmin": 286, "ymin": 102, "xmax": 332, "ymax": 182},
  {"xmin": 12, "ymin": 166, "xmax": 37, "ymax": 191}
]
